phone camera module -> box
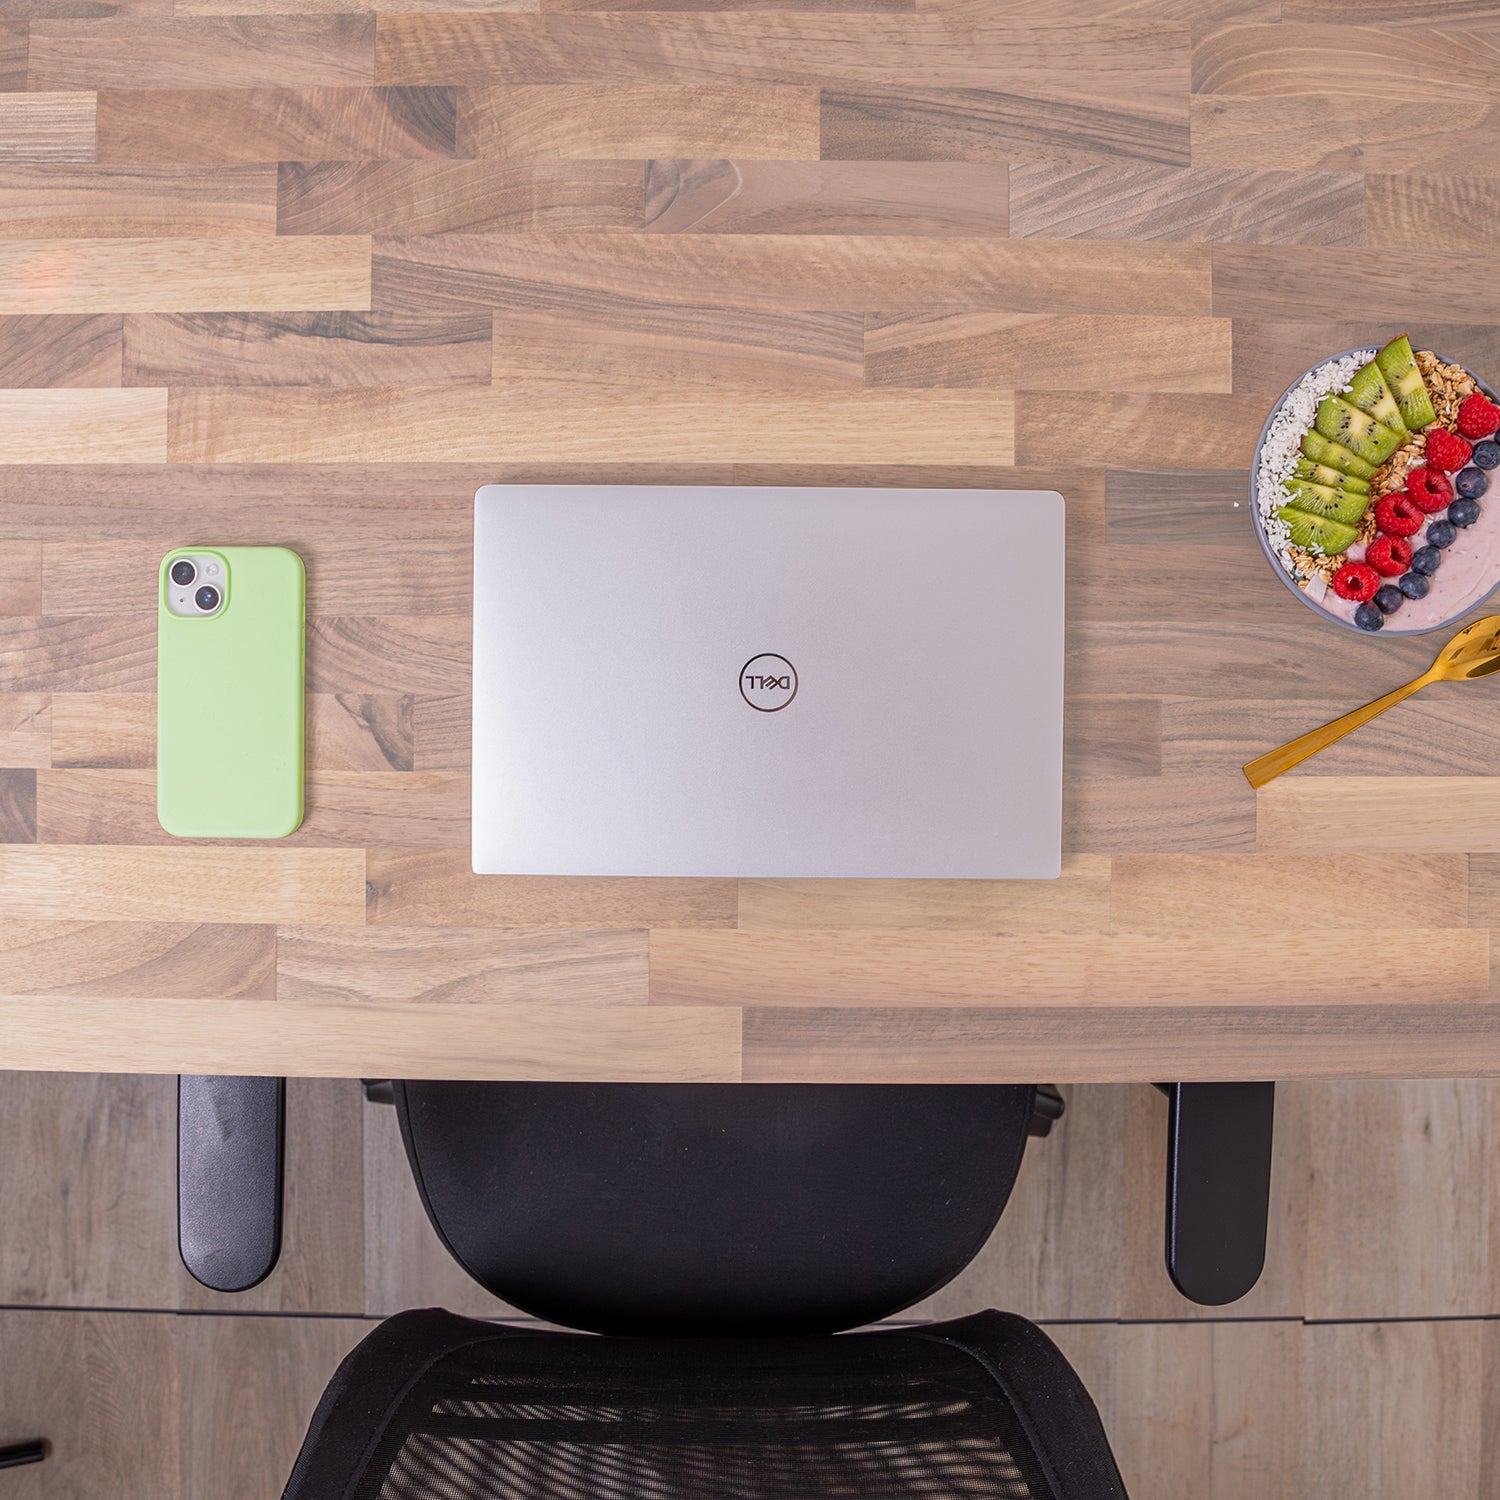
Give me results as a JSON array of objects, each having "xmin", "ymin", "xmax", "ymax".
[
  {"xmin": 194, "ymin": 585, "xmax": 221, "ymax": 613},
  {"xmin": 170, "ymin": 559, "xmax": 197, "ymax": 587}
]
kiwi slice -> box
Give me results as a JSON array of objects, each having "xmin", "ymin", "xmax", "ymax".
[
  {"xmin": 1276, "ymin": 506, "xmax": 1359, "ymax": 555},
  {"xmin": 1279, "ymin": 480, "xmax": 1367, "ymax": 526},
  {"xmin": 1301, "ymin": 429, "xmax": 1377, "ymax": 480},
  {"xmin": 1315, "ymin": 394, "xmax": 1404, "ymax": 465},
  {"xmin": 1292, "ymin": 457, "xmax": 1369, "ymax": 495},
  {"xmin": 1347, "ymin": 359, "xmax": 1408, "ymax": 433},
  {"xmin": 1375, "ymin": 334, "xmax": 1437, "ymax": 430}
]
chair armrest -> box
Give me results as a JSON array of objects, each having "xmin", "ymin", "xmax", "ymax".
[
  {"xmin": 177, "ymin": 1075, "xmax": 285, "ymax": 1293},
  {"xmin": 1161, "ymin": 1081, "xmax": 1275, "ymax": 1306}
]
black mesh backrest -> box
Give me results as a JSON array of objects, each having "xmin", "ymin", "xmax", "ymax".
[
  {"xmin": 282, "ymin": 1310, "xmax": 1127, "ymax": 1500},
  {"xmin": 395, "ymin": 1083, "xmax": 1037, "ymax": 1335}
]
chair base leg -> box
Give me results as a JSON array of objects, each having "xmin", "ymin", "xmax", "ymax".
[
  {"xmin": 1027, "ymin": 1083, "xmax": 1066, "ymax": 1138},
  {"xmin": 0, "ymin": 1440, "xmax": 45, "ymax": 1469}
]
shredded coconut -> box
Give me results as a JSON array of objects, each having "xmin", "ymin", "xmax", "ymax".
[{"xmin": 1256, "ymin": 349, "xmax": 1375, "ymax": 582}]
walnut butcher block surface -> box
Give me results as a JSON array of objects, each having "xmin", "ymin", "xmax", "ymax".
[{"xmin": 2, "ymin": 2, "xmax": 1499, "ymax": 1081}]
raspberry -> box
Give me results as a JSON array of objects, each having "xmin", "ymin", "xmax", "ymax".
[
  {"xmin": 1407, "ymin": 466, "xmax": 1454, "ymax": 513},
  {"xmin": 1457, "ymin": 393, "xmax": 1500, "ymax": 440},
  {"xmin": 1424, "ymin": 429, "xmax": 1473, "ymax": 472},
  {"xmin": 1365, "ymin": 535, "xmax": 1413, "ymax": 577},
  {"xmin": 1331, "ymin": 561, "xmax": 1380, "ymax": 603},
  {"xmin": 1374, "ymin": 492, "xmax": 1424, "ymax": 537}
]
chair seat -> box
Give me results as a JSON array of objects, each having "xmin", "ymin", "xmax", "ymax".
[
  {"xmin": 396, "ymin": 1081, "xmax": 1037, "ymax": 1335},
  {"xmin": 282, "ymin": 1308, "xmax": 1127, "ymax": 1500}
]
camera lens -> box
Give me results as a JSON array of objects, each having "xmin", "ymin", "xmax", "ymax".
[
  {"xmin": 170, "ymin": 559, "xmax": 196, "ymax": 587},
  {"xmin": 194, "ymin": 585, "xmax": 221, "ymax": 612}
]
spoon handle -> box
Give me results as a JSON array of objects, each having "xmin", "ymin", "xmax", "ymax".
[{"xmin": 1243, "ymin": 672, "xmax": 1434, "ymax": 789}]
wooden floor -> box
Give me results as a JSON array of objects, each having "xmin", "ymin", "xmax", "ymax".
[
  {"xmin": 0, "ymin": 1073, "xmax": 1497, "ymax": 1497},
  {"xmin": 3, "ymin": 0, "xmax": 1500, "ymax": 1079}
]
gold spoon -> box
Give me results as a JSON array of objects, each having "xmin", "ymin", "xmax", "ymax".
[{"xmin": 1243, "ymin": 613, "xmax": 1500, "ymax": 789}]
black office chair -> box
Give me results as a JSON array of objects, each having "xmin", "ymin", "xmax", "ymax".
[{"xmin": 281, "ymin": 1306, "xmax": 1125, "ymax": 1500}]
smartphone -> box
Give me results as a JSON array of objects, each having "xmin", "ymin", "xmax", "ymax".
[{"xmin": 157, "ymin": 546, "xmax": 305, "ymax": 839}]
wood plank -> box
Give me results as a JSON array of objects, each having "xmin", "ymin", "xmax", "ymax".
[
  {"xmin": 1164, "ymin": 696, "xmax": 1500, "ymax": 776},
  {"xmin": 546, "ymin": 0, "xmax": 915, "ymax": 11},
  {"xmin": 0, "ymin": 389, "xmax": 165, "ymax": 462},
  {"xmin": 373, "ymin": 231, "xmax": 1212, "ymax": 315},
  {"xmin": 1010, "ymin": 162, "xmax": 1363, "ymax": 246},
  {"xmin": 49, "ymin": 691, "xmax": 415, "ymax": 771},
  {"xmin": 1192, "ymin": 95, "xmax": 1500, "ymax": 176},
  {"xmin": 461, "ymin": 83, "xmax": 819, "ymax": 158},
  {"xmin": 1066, "ymin": 696, "xmax": 1161, "ymax": 779},
  {"xmin": 411, "ymin": 692, "xmax": 467, "ymax": 770},
  {"xmin": 0, "ymin": 918, "xmax": 275, "ymax": 1001},
  {"xmin": 124, "ymin": 311, "xmax": 491, "ymax": 387},
  {"xmin": 0, "ymin": 237, "xmax": 370, "ymax": 314},
  {"xmin": 865, "ymin": 312, "xmax": 1230, "ymax": 391},
  {"xmin": 277, "ymin": 159, "xmax": 641, "ymax": 233},
  {"xmin": 310, "ymin": 616, "xmax": 470, "ymax": 693},
  {"xmin": 0, "ymin": 845, "xmax": 365, "ymax": 924},
  {"xmin": 0, "ymin": 995, "xmax": 743, "ymax": 1078},
  {"xmin": 652, "ymin": 929, "xmax": 1489, "ymax": 1006},
  {"xmin": 1113, "ymin": 853, "xmax": 1470, "ymax": 931},
  {"xmin": 1303, "ymin": 1322, "xmax": 1487, "ymax": 1495},
  {"xmin": 0, "ymin": 22, "xmax": 24, "ymax": 92},
  {"xmin": 737, "ymin": 854, "xmax": 1113, "ymax": 932},
  {"xmin": 278, "ymin": 923, "xmax": 647, "ymax": 1004},
  {"xmin": 1282, "ymin": 0, "xmax": 1500, "ymax": 18},
  {"xmin": 97, "ymin": 86, "xmax": 457, "ymax": 164},
  {"xmin": 376, "ymin": 14, "xmax": 1189, "ymax": 92},
  {"xmin": 28, "ymin": 16, "xmax": 374, "ymax": 91},
  {"xmin": 1066, "ymin": 774, "xmax": 1256, "ymax": 855},
  {"xmin": 1259, "ymin": 778, "xmax": 1500, "ymax": 854},
  {"xmin": 0, "ymin": 769, "xmax": 37, "ymax": 842},
  {"xmin": 0, "ymin": 617, "xmax": 153, "ymax": 693},
  {"xmin": 1105, "ymin": 468, "xmax": 1248, "ymax": 543},
  {"xmin": 1367, "ymin": 173, "xmax": 1500, "ymax": 255},
  {"xmin": 0, "ymin": 165, "xmax": 276, "ymax": 237},
  {"xmin": 0, "ymin": 313, "xmax": 122, "ymax": 386},
  {"xmin": 0, "ymin": 94, "xmax": 95, "ymax": 164},
  {"xmin": 0, "ymin": 1311, "xmax": 177, "ymax": 1492},
  {"xmin": 1229, "ymin": 318, "xmax": 1500, "ymax": 398},
  {"xmin": 366, "ymin": 847, "xmax": 737, "ymax": 928},
  {"xmin": 0, "ymin": 695, "xmax": 50, "ymax": 767},
  {"xmin": 1193, "ymin": 23, "xmax": 1500, "ymax": 104},
  {"xmin": 44, "ymin": 538, "xmax": 471, "ymax": 615},
  {"xmin": 820, "ymin": 86, "xmax": 1189, "ymax": 167},
  {"xmin": 493, "ymin": 298, "xmax": 864, "ymax": 389},
  {"xmin": 741, "ymin": 1002, "xmax": 1500, "ymax": 1081},
  {"xmin": 175, "ymin": 1315, "xmax": 368, "ymax": 1490},
  {"xmin": 1016, "ymin": 391, "xmax": 1263, "ymax": 466},
  {"xmin": 169, "ymin": 384, "xmax": 1016, "ymax": 464},
  {"xmin": 644, "ymin": 159, "xmax": 1008, "ymax": 235},
  {"xmin": 1301, "ymin": 1081, "xmax": 1494, "ymax": 1320},
  {"xmin": 0, "ymin": 539, "xmax": 40, "ymax": 615},
  {"xmin": 35, "ymin": 767, "xmax": 469, "ymax": 848},
  {"xmin": 1213, "ymin": 245, "xmax": 1500, "ymax": 323}
]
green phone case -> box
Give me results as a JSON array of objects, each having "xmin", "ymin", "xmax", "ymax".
[{"xmin": 157, "ymin": 546, "xmax": 306, "ymax": 839}]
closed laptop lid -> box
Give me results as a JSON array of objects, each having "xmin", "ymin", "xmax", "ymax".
[{"xmin": 473, "ymin": 485, "xmax": 1065, "ymax": 879}]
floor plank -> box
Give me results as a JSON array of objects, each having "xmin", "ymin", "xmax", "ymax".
[
  {"xmin": 0, "ymin": 388, "xmax": 165, "ymax": 462},
  {"xmin": 0, "ymin": 165, "xmax": 276, "ymax": 237},
  {"xmin": 0, "ymin": 236, "xmax": 370, "ymax": 314},
  {"xmin": 0, "ymin": 94, "xmax": 96, "ymax": 164},
  {"xmin": 96, "ymin": 85, "xmax": 458, "ymax": 163}
]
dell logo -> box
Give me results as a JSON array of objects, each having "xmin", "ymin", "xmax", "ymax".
[{"xmin": 739, "ymin": 653, "xmax": 798, "ymax": 713}]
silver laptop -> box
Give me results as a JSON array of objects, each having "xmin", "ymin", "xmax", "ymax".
[{"xmin": 473, "ymin": 485, "xmax": 1065, "ymax": 879}]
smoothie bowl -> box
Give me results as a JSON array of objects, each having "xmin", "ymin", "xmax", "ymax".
[{"xmin": 1251, "ymin": 336, "xmax": 1500, "ymax": 635}]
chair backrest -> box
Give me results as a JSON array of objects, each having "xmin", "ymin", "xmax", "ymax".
[
  {"xmin": 395, "ymin": 1081, "xmax": 1037, "ymax": 1334},
  {"xmin": 282, "ymin": 1308, "xmax": 1128, "ymax": 1500}
]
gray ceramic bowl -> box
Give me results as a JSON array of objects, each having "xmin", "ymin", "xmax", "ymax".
[{"xmin": 1250, "ymin": 348, "xmax": 1499, "ymax": 636}]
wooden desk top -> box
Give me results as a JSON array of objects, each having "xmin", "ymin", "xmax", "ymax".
[{"xmin": 2, "ymin": 10, "xmax": 1498, "ymax": 1081}]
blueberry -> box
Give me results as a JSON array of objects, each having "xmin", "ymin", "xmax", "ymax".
[
  {"xmin": 1374, "ymin": 584, "xmax": 1404, "ymax": 614},
  {"xmin": 1427, "ymin": 519, "xmax": 1457, "ymax": 549},
  {"xmin": 1354, "ymin": 601, "xmax": 1385, "ymax": 632},
  {"xmin": 1474, "ymin": 440, "xmax": 1500, "ymax": 471},
  {"xmin": 1411, "ymin": 545, "xmax": 1441, "ymax": 576},
  {"xmin": 1398, "ymin": 571, "xmax": 1430, "ymax": 600},
  {"xmin": 1450, "ymin": 496, "xmax": 1481, "ymax": 528},
  {"xmin": 1457, "ymin": 466, "xmax": 1490, "ymax": 500}
]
